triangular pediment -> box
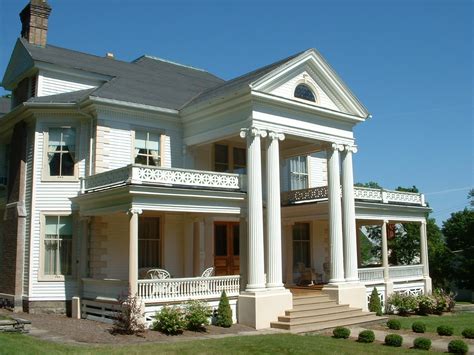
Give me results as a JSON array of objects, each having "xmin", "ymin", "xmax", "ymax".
[{"xmin": 250, "ymin": 49, "xmax": 369, "ymax": 118}]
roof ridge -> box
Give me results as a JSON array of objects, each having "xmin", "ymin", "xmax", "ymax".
[{"xmin": 134, "ymin": 55, "xmax": 210, "ymax": 73}]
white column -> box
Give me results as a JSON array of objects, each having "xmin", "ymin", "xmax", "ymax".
[
  {"xmin": 341, "ymin": 145, "xmax": 359, "ymax": 282},
  {"xmin": 381, "ymin": 219, "xmax": 389, "ymax": 281},
  {"xmin": 240, "ymin": 127, "xmax": 267, "ymax": 291},
  {"xmin": 239, "ymin": 215, "xmax": 248, "ymax": 292},
  {"xmin": 128, "ymin": 208, "xmax": 142, "ymax": 295},
  {"xmin": 327, "ymin": 143, "xmax": 345, "ymax": 283},
  {"xmin": 265, "ymin": 131, "xmax": 285, "ymax": 289},
  {"xmin": 420, "ymin": 220, "xmax": 429, "ymax": 277}
]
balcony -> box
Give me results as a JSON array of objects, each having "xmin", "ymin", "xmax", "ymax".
[
  {"xmin": 81, "ymin": 164, "xmax": 245, "ymax": 193},
  {"xmin": 281, "ymin": 186, "xmax": 426, "ymax": 206}
]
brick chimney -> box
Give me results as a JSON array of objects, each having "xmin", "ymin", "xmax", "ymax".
[{"xmin": 19, "ymin": 0, "xmax": 52, "ymax": 47}]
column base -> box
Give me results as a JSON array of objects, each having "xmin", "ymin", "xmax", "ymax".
[
  {"xmin": 323, "ymin": 282, "xmax": 368, "ymax": 311},
  {"xmin": 423, "ymin": 276, "xmax": 432, "ymax": 295},
  {"xmin": 237, "ymin": 289, "xmax": 292, "ymax": 329}
]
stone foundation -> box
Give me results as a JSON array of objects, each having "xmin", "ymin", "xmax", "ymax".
[{"xmin": 25, "ymin": 300, "xmax": 72, "ymax": 316}]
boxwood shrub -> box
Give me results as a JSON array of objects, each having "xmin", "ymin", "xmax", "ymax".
[
  {"xmin": 357, "ymin": 330, "xmax": 375, "ymax": 343},
  {"xmin": 412, "ymin": 321, "xmax": 426, "ymax": 333},
  {"xmin": 438, "ymin": 325, "xmax": 454, "ymax": 336},
  {"xmin": 333, "ymin": 327, "xmax": 351, "ymax": 339},
  {"xmin": 461, "ymin": 327, "xmax": 474, "ymax": 339},
  {"xmin": 385, "ymin": 333, "xmax": 403, "ymax": 347},
  {"xmin": 448, "ymin": 339, "xmax": 469, "ymax": 354},
  {"xmin": 413, "ymin": 337, "xmax": 431, "ymax": 351},
  {"xmin": 387, "ymin": 319, "xmax": 401, "ymax": 330}
]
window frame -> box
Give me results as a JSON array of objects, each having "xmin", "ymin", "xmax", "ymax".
[
  {"xmin": 132, "ymin": 129, "xmax": 164, "ymax": 167},
  {"xmin": 42, "ymin": 125, "xmax": 80, "ymax": 182},
  {"xmin": 138, "ymin": 216, "xmax": 163, "ymax": 269},
  {"xmin": 213, "ymin": 142, "xmax": 247, "ymax": 174},
  {"xmin": 292, "ymin": 222, "xmax": 311, "ymax": 272},
  {"xmin": 289, "ymin": 155, "xmax": 310, "ymax": 190},
  {"xmin": 293, "ymin": 80, "xmax": 319, "ymax": 105},
  {"xmin": 39, "ymin": 212, "xmax": 76, "ymax": 282}
]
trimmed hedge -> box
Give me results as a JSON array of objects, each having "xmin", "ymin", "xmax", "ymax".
[
  {"xmin": 385, "ymin": 333, "xmax": 403, "ymax": 347},
  {"xmin": 412, "ymin": 321, "xmax": 426, "ymax": 333},
  {"xmin": 448, "ymin": 340, "xmax": 468, "ymax": 354},
  {"xmin": 333, "ymin": 327, "xmax": 351, "ymax": 339},
  {"xmin": 438, "ymin": 325, "xmax": 454, "ymax": 336},
  {"xmin": 413, "ymin": 337, "xmax": 431, "ymax": 351},
  {"xmin": 357, "ymin": 330, "xmax": 375, "ymax": 343},
  {"xmin": 387, "ymin": 319, "xmax": 401, "ymax": 330},
  {"xmin": 461, "ymin": 327, "xmax": 474, "ymax": 339}
]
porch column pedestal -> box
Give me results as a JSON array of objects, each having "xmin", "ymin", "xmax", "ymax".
[
  {"xmin": 382, "ymin": 219, "xmax": 394, "ymax": 304},
  {"xmin": 420, "ymin": 220, "xmax": 432, "ymax": 294},
  {"xmin": 128, "ymin": 208, "xmax": 142, "ymax": 295}
]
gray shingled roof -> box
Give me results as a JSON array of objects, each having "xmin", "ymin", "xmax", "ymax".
[{"xmin": 27, "ymin": 88, "xmax": 95, "ymax": 104}]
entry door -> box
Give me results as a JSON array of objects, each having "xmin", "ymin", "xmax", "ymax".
[{"xmin": 214, "ymin": 222, "xmax": 240, "ymax": 276}]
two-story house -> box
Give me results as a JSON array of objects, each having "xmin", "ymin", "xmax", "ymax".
[{"xmin": 0, "ymin": 0, "xmax": 432, "ymax": 331}]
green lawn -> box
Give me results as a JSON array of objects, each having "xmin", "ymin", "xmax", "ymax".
[
  {"xmin": 0, "ymin": 333, "xmax": 431, "ymax": 355},
  {"xmin": 390, "ymin": 312, "xmax": 474, "ymax": 336}
]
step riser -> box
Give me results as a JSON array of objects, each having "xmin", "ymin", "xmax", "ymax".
[
  {"xmin": 292, "ymin": 298, "xmax": 333, "ymax": 306},
  {"xmin": 279, "ymin": 311, "xmax": 371, "ymax": 326},
  {"xmin": 285, "ymin": 305, "xmax": 346, "ymax": 316},
  {"xmin": 281, "ymin": 307, "xmax": 361, "ymax": 321},
  {"xmin": 271, "ymin": 315, "xmax": 386, "ymax": 333}
]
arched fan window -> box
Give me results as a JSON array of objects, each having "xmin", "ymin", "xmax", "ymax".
[{"xmin": 294, "ymin": 84, "xmax": 316, "ymax": 102}]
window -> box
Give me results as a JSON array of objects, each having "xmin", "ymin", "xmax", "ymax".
[
  {"xmin": 294, "ymin": 84, "xmax": 316, "ymax": 102},
  {"xmin": 47, "ymin": 128, "xmax": 76, "ymax": 177},
  {"xmin": 289, "ymin": 156, "xmax": 309, "ymax": 190},
  {"xmin": 43, "ymin": 215, "xmax": 73, "ymax": 277},
  {"xmin": 214, "ymin": 144, "xmax": 229, "ymax": 172},
  {"xmin": 293, "ymin": 223, "xmax": 310, "ymax": 271},
  {"xmin": 214, "ymin": 144, "xmax": 246, "ymax": 173},
  {"xmin": 138, "ymin": 217, "xmax": 161, "ymax": 268},
  {"xmin": 135, "ymin": 131, "xmax": 160, "ymax": 166}
]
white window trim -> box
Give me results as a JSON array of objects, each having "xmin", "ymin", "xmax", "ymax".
[{"xmin": 131, "ymin": 128, "xmax": 165, "ymax": 167}]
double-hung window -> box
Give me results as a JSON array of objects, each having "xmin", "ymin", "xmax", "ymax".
[
  {"xmin": 293, "ymin": 222, "xmax": 311, "ymax": 271},
  {"xmin": 138, "ymin": 217, "xmax": 161, "ymax": 268},
  {"xmin": 214, "ymin": 144, "xmax": 246, "ymax": 174},
  {"xmin": 135, "ymin": 131, "xmax": 160, "ymax": 166},
  {"xmin": 47, "ymin": 128, "xmax": 76, "ymax": 177},
  {"xmin": 289, "ymin": 156, "xmax": 309, "ymax": 190},
  {"xmin": 43, "ymin": 215, "xmax": 73, "ymax": 277}
]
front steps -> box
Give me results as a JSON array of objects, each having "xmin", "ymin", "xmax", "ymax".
[{"xmin": 270, "ymin": 292, "xmax": 385, "ymax": 333}]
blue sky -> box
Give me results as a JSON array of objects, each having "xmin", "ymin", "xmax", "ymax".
[{"xmin": 0, "ymin": 0, "xmax": 472, "ymax": 226}]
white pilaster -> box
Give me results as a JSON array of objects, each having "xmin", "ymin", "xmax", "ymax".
[
  {"xmin": 240, "ymin": 127, "xmax": 267, "ymax": 291},
  {"xmin": 265, "ymin": 131, "xmax": 285, "ymax": 289},
  {"xmin": 341, "ymin": 144, "xmax": 359, "ymax": 282},
  {"xmin": 128, "ymin": 208, "xmax": 142, "ymax": 295},
  {"xmin": 420, "ymin": 220, "xmax": 432, "ymax": 294},
  {"xmin": 381, "ymin": 219, "xmax": 389, "ymax": 281},
  {"xmin": 327, "ymin": 143, "xmax": 345, "ymax": 283},
  {"xmin": 183, "ymin": 217, "xmax": 194, "ymax": 277}
]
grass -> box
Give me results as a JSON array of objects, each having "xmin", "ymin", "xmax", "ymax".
[
  {"xmin": 0, "ymin": 315, "xmax": 12, "ymax": 320},
  {"xmin": 0, "ymin": 333, "xmax": 433, "ymax": 355},
  {"xmin": 390, "ymin": 312, "xmax": 474, "ymax": 336}
]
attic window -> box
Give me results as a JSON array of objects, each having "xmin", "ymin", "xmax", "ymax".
[{"xmin": 294, "ymin": 84, "xmax": 316, "ymax": 102}]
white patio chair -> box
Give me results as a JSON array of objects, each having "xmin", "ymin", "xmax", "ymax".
[
  {"xmin": 201, "ymin": 267, "xmax": 214, "ymax": 278},
  {"xmin": 146, "ymin": 268, "xmax": 171, "ymax": 279}
]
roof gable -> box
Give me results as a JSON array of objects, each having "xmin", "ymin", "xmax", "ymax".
[{"xmin": 2, "ymin": 39, "xmax": 35, "ymax": 89}]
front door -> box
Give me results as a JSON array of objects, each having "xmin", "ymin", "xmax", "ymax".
[{"xmin": 214, "ymin": 222, "xmax": 240, "ymax": 276}]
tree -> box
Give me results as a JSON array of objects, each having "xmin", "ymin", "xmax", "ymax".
[
  {"xmin": 215, "ymin": 291, "xmax": 233, "ymax": 327},
  {"xmin": 355, "ymin": 181, "xmax": 382, "ymax": 189},
  {"xmin": 468, "ymin": 189, "xmax": 474, "ymax": 207}
]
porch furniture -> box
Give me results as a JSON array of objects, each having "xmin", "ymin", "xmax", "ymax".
[
  {"xmin": 201, "ymin": 267, "xmax": 214, "ymax": 277},
  {"xmin": 145, "ymin": 268, "xmax": 171, "ymax": 280}
]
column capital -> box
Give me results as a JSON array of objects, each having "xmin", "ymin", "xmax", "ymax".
[
  {"xmin": 267, "ymin": 131, "xmax": 285, "ymax": 141},
  {"xmin": 420, "ymin": 219, "xmax": 427, "ymax": 226},
  {"xmin": 127, "ymin": 208, "xmax": 143, "ymax": 216},
  {"xmin": 344, "ymin": 144, "xmax": 358, "ymax": 154},
  {"xmin": 329, "ymin": 143, "xmax": 345, "ymax": 152},
  {"xmin": 240, "ymin": 126, "xmax": 267, "ymax": 139}
]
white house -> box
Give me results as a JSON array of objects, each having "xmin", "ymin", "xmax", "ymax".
[{"xmin": 0, "ymin": 0, "xmax": 432, "ymax": 331}]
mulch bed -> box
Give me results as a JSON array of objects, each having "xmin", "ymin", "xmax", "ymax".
[{"xmin": 0, "ymin": 308, "xmax": 254, "ymax": 345}]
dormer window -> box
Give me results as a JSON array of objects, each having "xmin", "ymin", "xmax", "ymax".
[{"xmin": 294, "ymin": 84, "xmax": 316, "ymax": 102}]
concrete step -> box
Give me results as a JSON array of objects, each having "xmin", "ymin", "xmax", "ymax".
[
  {"xmin": 292, "ymin": 296, "xmax": 333, "ymax": 306},
  {"xmin": 286, "ymin": 303, "xmax": 347, "ymax": 316},
  {"xmin": 281, "ymin": 306, "xmax": 360, "ymax": 321},
  {"xmin": 277, "ymin": 309, "xmax": 369, "ymax": 327},
  {"xmin": 292, "ymin": 300, "xmax": 338, "ymax": 311}
]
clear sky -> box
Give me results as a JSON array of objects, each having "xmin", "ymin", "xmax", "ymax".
[{"xmin": 0, "ymin": 0, "xmax": 472, "ymax": 226}]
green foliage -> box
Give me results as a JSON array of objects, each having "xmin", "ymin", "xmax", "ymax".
[
  {"xmin": 332, "ymin": 327, "xmax": 350, "ymax": 339},
  {"xmin": 433, "ymin": 289, "xmax": 456, "ymax": 313},
  {"xmin": 384, "ymin": 334, "xmax": 403, "ymax": 347},
  {"xmin": 368, "ymin": 287, "xmax": 383, "ymax": 316},
  {"xmin": 357, "ymin": 330, "xmax": 375, "ymax": 343},
  {"xmin": 387, "ymin": 293, "xmax": 418, "ymax": 315},
  {"xmin": 112, "ymin": 291, "xmax": 146, "ymax": 335},
  {"xmin": 469, "ymin": 189, "xmax": 474, "ymax": 207},
  {"xmin": 387, "ymin": 222, "xmax": 421, "ymax": 266},
  {"xmin": 411, "ymin": 321, "xmax": 426, "ymax": 333},
  {"xmin": 215, "ymin": 291, "xmax": 233, "ymax": 328},
  {"xmin": 355, "ymin": 181, "xmax": 382, "ymax": 189},
  {"xmin": 416, "ymin": 295, "xmax": 437, "ymax": 315},
  {"xmin": 413, "ymin": 337, "xmax": 431, "ymax": 351},
  {"xmin": 152, "ymin": 306, "xmax": 185, "ymax": 335},
  {"xmin": 396, "ymin": 186, "xmax": 419, "ymax": 193},
  {"xmin": 437, "ymin": 325, "xmax": 454, "ymax": 336},
  {"xmin": 443, "ymin": 208, "xmax": 474, "ymax": 290},
  {"xmin": 461, "ymin": 328, "xmax": 474, "ymax": 339},
  {"xmin": 387, "ymin": 319, "xmax": 401, "ymax": 330},
  {"xmin": 184, "ymin": 300, "xmax": 211, "ymax": 331},
  {"xmin": 448, "ymin": 340, "xmax": 469, "ymax": 354},
  {"xmin": 427, "ymin": 219, "xmax": 452, "ymax": 289}
]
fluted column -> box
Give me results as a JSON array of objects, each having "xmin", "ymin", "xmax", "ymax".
[
  {"xmin": 266, "ymin": 131, "xmax": 285, "ymax": 289},
  {"xmin": 327, "ymin": 143, "xmax": 345, "ymax": 283},
  {"xmin": 341, "ymin": 144, "xmax": 359, "ymax": 282},
  {"xmin": 128, "ymin": 208, "xmax": 142, "ymax": 295},
  {"xmin": 420, "ymin": 220, "xmax": 429, "ymax": 277},
  {"xmin": 240, "ymin": 127, "xmax": 267, "ymax": 291},
  {"xmin": 381, "ymin": 219, "xmax": 389, "ymax": 281}
]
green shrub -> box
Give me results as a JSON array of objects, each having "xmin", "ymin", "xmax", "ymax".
[
  {"xmin": 112, "ymin": 292, "xmax": 146, "ymax": 335},
  {"xmin": 215, "ymin": 291, "xmax": 233, "ymax": 328},
  {"xmin": 448, "ymin": 340, "xmax": 469, "ymax": 354},
  {"xmin": 357, "ymin": 330, "xmax": 375, "ymax": 343},
  {"xmin": 332, "ymin": 327, "xmax": 351, "ymax": 339},
  {"xmin": 387, "ymin": 293, "xmax": 418, "ymax": 315},
  {"xmin": 385, "ymin": 333, "xmax": 403, "ymax": 347},
  {"xmin": 368, "ymin": 287, "xmax": 383, "ymax": 316},
  {"xmin": 461, "ymin": 327, "xmax": 474, "ymax": 339},
  {"xmin": 152, "ymin": 306, "xmax": 185, "ymax": 335},
  {"xmin": 416, "ymin": 295, "xmax": 436, "ymax": 315},
  {"xmin": 184, "ymin": 300, "xmax": 211, "ymax": 331},
  {"xmin": 438, "ymin": 325, "xmax": 454, "ymax": 336},
  {"xmin": 433, "ymin": 289, "xmax": 456, "ymax": 313},
  {"xmin": 412, "ymin": 321, "xmax": 426, "ymax": 333},
  {"xmin": 387, "ymin": 319, "xmax": 401, "ymax": 330},
  {"xmin": 413, "ymin": 337, "xmax": 431, "ymax": 351}
]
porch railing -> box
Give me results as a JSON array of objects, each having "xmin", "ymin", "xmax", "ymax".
[
  {"xmin": 81, "ymin": 164, "xmax": 243, "ymax": 193},
  {"xmin": 282, "ymin": 186, "xmax": 425, "ymax": 206},
  {"xmin": 137, "ymin": 275, "xmax": 240, "ymax": 303},
  {"xmin": 358, "ymin": 267, "xmax": 384, "ymax": 283},
  {"xmin": 358, "ymin": 264, "xmax": 424, "ymax": 284}
]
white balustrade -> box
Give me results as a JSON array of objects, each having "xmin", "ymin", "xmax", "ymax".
[
  {"xmin": 358, "ymin": 267, "xmax": 384, "ymax": 283},
  {"xmin": 137, "ymin": 275, "xmax": 240, "ymax": 303},
  {"xmin": 388, "ymin": 265, "xmax": 424, "ymax": 280}
]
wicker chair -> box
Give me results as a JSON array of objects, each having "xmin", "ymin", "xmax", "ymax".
[{"xmin": 145, "ymin": 268, "xmax": 171, "ymax": 280}]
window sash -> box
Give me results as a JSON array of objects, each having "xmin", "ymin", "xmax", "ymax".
[
  {"xmin": 289, "ymin": 156, "xmax": 309, "ymax": 190},
  {"xmin": 293, "ymin": 223, "xmax": 311, "ymax": 270},
  {"xmin": 47, "ymin": 128, "xmax": 76, "ymax": 177},
  {"xmin": 43, "ymin": 216, "xmax": 73, "ymax": 276},
  {"xmin": 135, "ymin": 131, "xmax": 161, "ymax": 166},
  {"xmin": 138, "ymin": 218, "xmax": 161, "ymax": 268}
]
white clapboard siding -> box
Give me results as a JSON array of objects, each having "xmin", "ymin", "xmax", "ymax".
[
  {"xmin": 23, "ymin": 127, "xmax": 35, "ymax": 294},
  {"xmin": 37, "ymin": 71, "xmax": 99, "ymax": 97},
  {"xmin": 309, "ymin": 151, "xmax": 327, "ymax": 188},
  {"xmin": 270, "ymin": 69, "xmax": 343, "ymax": 112}
]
